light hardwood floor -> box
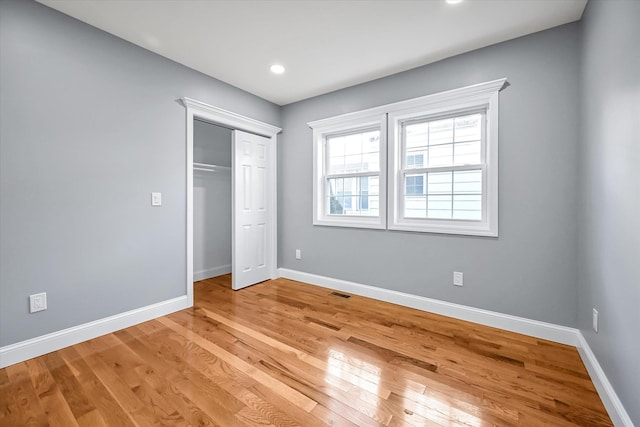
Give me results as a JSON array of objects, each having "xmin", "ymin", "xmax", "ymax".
[{"xmin": 0, "ymin": 275, "xmax": 612, "ymax": 426}]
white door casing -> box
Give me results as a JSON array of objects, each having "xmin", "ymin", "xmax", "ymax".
[
  {"xmin": 232, "ymin": 130, "xmax": 272, "ymax": 290},
  {"xmin": 182, "ymin": 98, "xmax": 280, "ymax": 302}
]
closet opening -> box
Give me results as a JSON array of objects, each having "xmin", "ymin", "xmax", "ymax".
[
  {"xmin": 193, "ymin": 120, "xmax": 232, "ymax": 285},
  {"xmin": 182, "ymin": 96, "xmax": 281, "ymax": 303}
]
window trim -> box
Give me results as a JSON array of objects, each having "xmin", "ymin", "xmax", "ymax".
[
  {"xmin": 309, "ymin": 78, "xmax": 506, "ymax": 235},
  {"xmin": 310, "ymin": 111, "xmax": 387, "ymax": 229},
  {"xmin": 388, "ymin": 79, "xmax": 504, "ymax": 236}
]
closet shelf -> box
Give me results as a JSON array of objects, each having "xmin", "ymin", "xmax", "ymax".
[{"xmin": 193, "ymin": 162, "xmax": 231, "ymax": 173}]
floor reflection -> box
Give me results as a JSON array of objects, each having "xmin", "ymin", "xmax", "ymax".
[
  {"xmin": 402, "ymin": 390, "xmax": 482, "ymax": 426},
  {"xmin": 326, "ymin": 348, "xmax": 382, "ymax": 393}
]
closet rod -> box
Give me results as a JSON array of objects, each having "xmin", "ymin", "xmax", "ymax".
[{"xmin": 193, "ymin": 162, "xmax": 231, "ymax": 173}]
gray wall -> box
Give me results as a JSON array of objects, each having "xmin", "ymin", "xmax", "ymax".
[
  {"xmin": 0, "ymin": 0, "xmax": 280, "ymax": 346},
  {"xmin": 1, "ymin": 0, "xmax": 638, "ymax": 419},
  {"xmin": 193, "ymin": 121, "xmax": 232, "ymax": 279},
  {"xmin": 279, "ymin": 23, "xmax": 581, "ymax": 327},
  {"xmin": 578, "ymin": 0, "xmax": 640, "ymax": 423}
]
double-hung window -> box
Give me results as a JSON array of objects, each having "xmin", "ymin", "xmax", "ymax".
[
  {"xmin": 310, "ymin": 78, "xmax": 505, "ymax": 236},
  {"xmin": 388, "ymin": 80, "xmax": 503, "ymax": 236},
  {"xmin": 311, "ymin": 112, "xmax": 387, "ymax": 229}
]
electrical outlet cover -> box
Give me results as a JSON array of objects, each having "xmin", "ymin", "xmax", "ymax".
[
  {"xmin": 151, "ymin": 192, "xmax": 162, "ymax": 206},
  {"xmin": 453, "ymin": 272, "xmax": 464, "ymax": 286},
  {"xmin": 29, "ymin": 292, "xmax": 47, "ymax": 313}
]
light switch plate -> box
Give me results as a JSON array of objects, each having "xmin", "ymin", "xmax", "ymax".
[{"xmin": 151, "ymin": 192, "xmax": 162, "ymax": 206}]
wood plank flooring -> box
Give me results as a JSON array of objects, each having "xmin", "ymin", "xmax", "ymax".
[{"xmin": 0, "ymin": 275, "xmax": 612, "ymax": 426}]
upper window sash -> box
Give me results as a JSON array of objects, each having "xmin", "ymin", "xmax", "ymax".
[
  {"xmin": 324, "ymin": 125, "xmax": 381, "ymax": 177},
  {"xmin": 399, "ymin": 109, "xmax": 486, "ymax": 172}
]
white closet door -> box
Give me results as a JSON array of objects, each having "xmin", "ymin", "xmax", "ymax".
[{"xmin": 232, "ymin": 130, "xmax": 271, "ymax": 290}]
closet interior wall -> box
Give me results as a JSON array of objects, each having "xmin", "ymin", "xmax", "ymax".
[{"xmin": 193, "ymin": 119, "xmax": 232, "ymax": 281}]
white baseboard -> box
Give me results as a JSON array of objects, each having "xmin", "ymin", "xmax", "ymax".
[
  {"xmin": 194, "ymin": 264, "xmax": 232, "ymax": 282},
  {"xmin": 277, "ymin": 268, "xmax": 578, "ymax": 345},
  {"xmin": 0, "ymin": 295, "xmax": 190, "ymax": 368},
  {"xmin": 277, "ymin": 268, "xmax": 633, "ymax": 426},
  {"xmin": 577, "ymin": 333, "xmax": 634, "ymax": 427},
  {"xmin": 1, "ymin": 269, "xmax": 631, "ymax": 426}
]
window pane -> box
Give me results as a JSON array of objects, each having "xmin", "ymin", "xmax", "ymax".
[
  {"xmin": 427, "ymin": 171, "xmax": 453, "ymax": 194},
  {"xmin": 453, "ymin": 141, "xmax": 481, "ymax": 165},
  {"xmin": 343, "ymin": 154, "xmax": 363, "ymax": 172},
  {"xmin": 453, "ymin": 195, "xmax": 482, "ymax": 220},
  {"xmin": 404, "ymin": 195, "xmax": 427, "ymax": 218},
  {"xmin": 427, "ymin": 195, "xmax": 453, "ymax": 219},
  {"xmin": 339, "ymin": 190, "xmax": 352, "ymax": 209},
  {"xmin": 360, "ymin": 176, "xmax": 369, "ymax": 210},
  {"xmin": 405, "ymin": 174, "xmax": 424, "ymax": 196},
  {"xmin": 328, "ymin": 177, "xmax": 344, "ymax": 194},
  {"xmin": 453, "ymin": 170, "xmax": 482, "ymax": 194},
  {"xmin": 454, "ymin": 114, "xmax": 481, "ymax": 142},
  {"xmin": 428, "ymin": 143, "xmax": 453, "ymax": 167},
  {"xmin": 405, "ymin": 122, "xmax": 429, "ymax": 149},
  {"xmin": 327, "ymin": 130, "xmax": 380, "ymax": 174},
  {"xmin": 428, "ymin": 118, "xmax": 454, "ymax": 145},
  {"xmin": 364, "ymin": 152, "xmax": 379, "ymax": 169},
  {"xmin": 453, "ymin": 114, "xmax": 481, "ymax": 165},
  {"xmin": 327, "ymin": 176, "xmax": 378, "ymax": 216},
  {"xmin": 405, "ymin": 123, "xmax": 428, "ymax": 169},
  {"xmin": 367, "ymin": 195, "xmax": 380, "ymax": 215}
]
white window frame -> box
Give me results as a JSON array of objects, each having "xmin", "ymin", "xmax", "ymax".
[
  {"xmin": 310, "ymin": 111, "xmax": 387, "ymax": 229},
  {"xmin": 308, "ymin": 78, "xmax": 506, "ymax": 236},
  {"xmin": 388, "ymin": 79, "xmax": 505, "ymax": 236}
]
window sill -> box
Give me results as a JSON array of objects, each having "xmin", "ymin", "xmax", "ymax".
[
  {"xmin": 389, "ymin": 221, "xmax": 498, "ymax": 237},
  {"xmin": 314, "ymin": 217, "xmax": 386, "ymax": 230}
]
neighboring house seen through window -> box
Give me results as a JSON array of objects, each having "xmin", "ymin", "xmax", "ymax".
[{"xmin": 400, "ymin": 113, "xmax": 483, "ymax": 221}]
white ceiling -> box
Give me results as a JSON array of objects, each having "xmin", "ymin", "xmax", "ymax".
[{"xmin": 38, "ymin": 0, "xmax": 587, "ymax": 106}]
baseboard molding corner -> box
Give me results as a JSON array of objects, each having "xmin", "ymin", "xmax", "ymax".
[
  {"xmin": 277, "ymin": 268, "xmax": 579, "ymax": 346},
  {"xmin": 576, "ymin": 332, "xmax": 634, "ymax": 427},
  {"xmin": 0, "ymin": 295, "xmax": 190, "ymax": 368},
  {"xmin": 194, "ymin": 264, "xmax": 232, "ymax": 282}
]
